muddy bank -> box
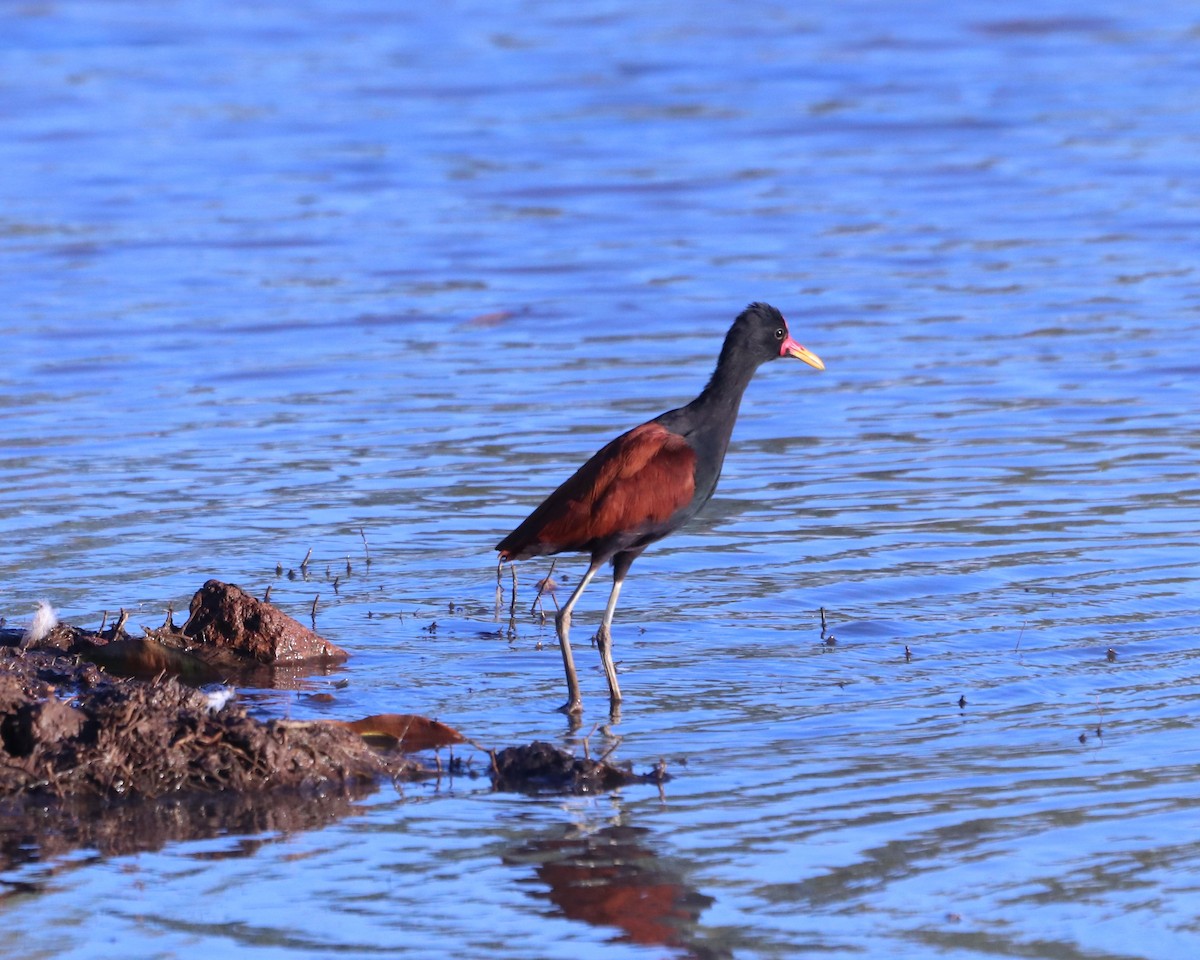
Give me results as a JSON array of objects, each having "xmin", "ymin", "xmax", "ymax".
[
  {"xmin": 0, "ymin": 579, "xmax": 671, "ymax": 889},
  {"xmin": 15, "ymin": 579, "xmax": 347, "ymax": 687},
  {"xmin": 0, "ymin": 645, "xmax": 415, "ymax": 800},
  {"xmin": 0, "ymin": 644, "xmax": 666, "ymax": 802},
  {"xmin": 0, "ymin": 579, "xmax": 396, "ymax": 800},
  {"xmin": 2, "ymin": 580, "xmax": 665, "ymax": 800},
  {"xmin": 2, "ymin": 579, "xmax": 412, "ymax": 803}
]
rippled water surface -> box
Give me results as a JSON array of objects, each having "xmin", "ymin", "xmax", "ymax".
[{"xmin": 3, "ymin": 1, "xmax": 1199, "ymax": 957}]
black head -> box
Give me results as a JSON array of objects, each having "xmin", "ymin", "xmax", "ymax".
[{"xmin": 721, "ymin": 302, "xmax": 825, "ymax": 371}]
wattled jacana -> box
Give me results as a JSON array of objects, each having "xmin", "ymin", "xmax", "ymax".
[{"xmin": 496, "ymin": 302, "xmax": 824, "ymax": 714}]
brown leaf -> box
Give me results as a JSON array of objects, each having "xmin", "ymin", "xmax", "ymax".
[
  {"xmin": 87, "ymin": 637, "xmax": 224, "ymax": 683},
  {"xmin": 341, "ymin": 714, "xmax": 465, "ymax": 753}
]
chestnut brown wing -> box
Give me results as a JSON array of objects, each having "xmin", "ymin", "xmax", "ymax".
[{"xmin": 496, "ymin": 422, "xmax": 697, "ymax": 561}]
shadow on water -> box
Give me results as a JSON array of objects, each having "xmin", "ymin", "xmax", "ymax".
[{"xmin": 0, "ymin": 785, "xmax": 374, "ymax": 902}]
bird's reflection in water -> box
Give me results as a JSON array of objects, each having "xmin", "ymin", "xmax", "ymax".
[{"xmin": 505, "ymin": 823, "xmax": 730, "ymax": 959}]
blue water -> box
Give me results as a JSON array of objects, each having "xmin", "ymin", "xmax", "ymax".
[{"xmin": 2, "ymin": 1, "xmax": 1199, "ymax": 957}]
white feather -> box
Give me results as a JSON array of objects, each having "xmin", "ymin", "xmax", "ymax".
[
  {"xmin": 22, "ymin": 600, "xmax": 58, "ymax": 645},
  {"xmin": 202, "ymin": 685, "xmax": 236, "ymax": 712}
]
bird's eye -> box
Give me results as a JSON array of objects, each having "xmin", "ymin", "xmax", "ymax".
[{"xmin": 774, "ymin": 327, "xmax": 785, "ymax": 340}]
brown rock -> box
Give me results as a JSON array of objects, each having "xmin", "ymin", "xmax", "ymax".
[{"xmin": 183, "ymin": 579, "xmax": 348, "ymax": 665}]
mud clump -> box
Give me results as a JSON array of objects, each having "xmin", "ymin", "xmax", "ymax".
[
  {"xmin": 0, "ymin": 647, "xmax": 411, "ymax": 801},
  {"xmin": 2, "ymin": 579, "xmax": 667, "ymax": 806},
  {"xmin": 183, "ymin": 579, "xmax": 347, "ymax": 664},
  {"xmin": 491, "ymin": 741, "xmax": 668, "ymax": 795}
]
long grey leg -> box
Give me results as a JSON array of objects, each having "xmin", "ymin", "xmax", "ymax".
[
  {"xmin": 596, "ymin": 578, "xmax": 625, "ymax": 703},
  {"xmin": 555, "ymin": 558, "xmax": 602, "ymax": 714},
  {"xmin": 596, "ymin": 550, "xmax": 640, "ymax": 705}
]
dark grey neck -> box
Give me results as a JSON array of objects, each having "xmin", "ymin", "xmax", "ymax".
[
  {"xmin": 651, "ymin": 352, "xmax": 757, "ymax": 505},
  {"xmin": 688, "ymin": 351, "xmax": 761, "ymax": 426}
]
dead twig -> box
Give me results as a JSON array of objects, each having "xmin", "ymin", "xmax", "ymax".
[
  {"xmin": 597, "ymin": 734, "xmax": 623, "ymax": 764},
  {"xmin": 495, "ymin": 559, "xmax": 505, "ymax": 620},
  {"xmin": 530, "ymin": 560, "xmax": 559, "ymax": 618},
  {"xmin": 579, "ymin": 721, "xmax": 600, "ymax": 760},
  {"xmin": 508, "ymin": 563, "xmax": 518, "ymax": 624}
]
